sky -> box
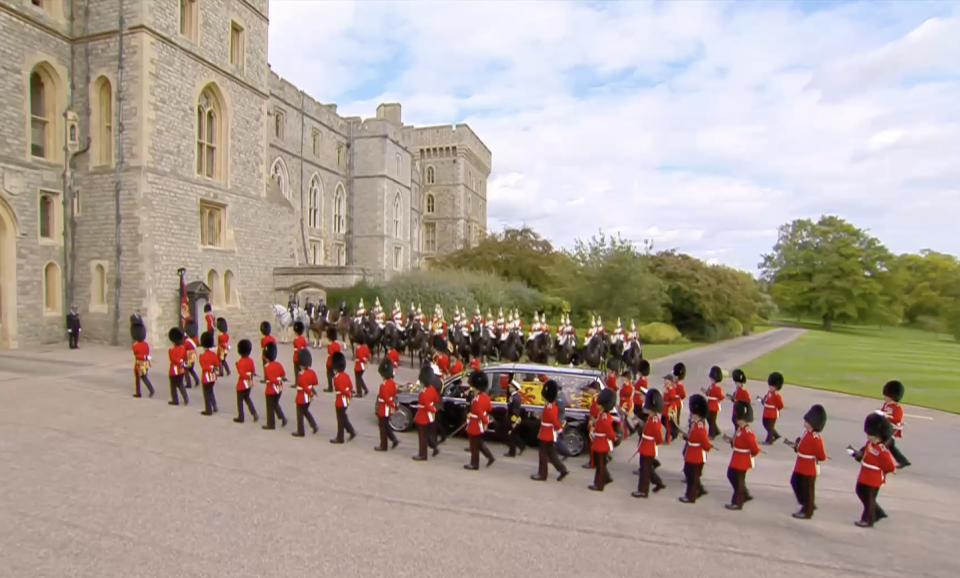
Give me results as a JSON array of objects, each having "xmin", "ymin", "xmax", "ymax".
[{"xmin": 267, "ymin": 0, "xmax": 960, "ymax": 274}]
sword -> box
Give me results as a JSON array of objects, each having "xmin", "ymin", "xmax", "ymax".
[{"xmin": 439, "ymin": 419, "xmax": 469, "ymax": 444}]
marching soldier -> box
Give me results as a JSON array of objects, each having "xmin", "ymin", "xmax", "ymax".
[
  {"xmin": 432, "ymin": 336, "xmax": 450, "ymax": 377},
  {"xmin": 619, "ymin": 368, "xmax": 635, "ymax": 435},
  {"xmin": 330, "ymin": 351, "xmax": 357, "ymax": 444},
  {"xmin": 354, "ymin": 339, "xmax": 371, "ymax": 398},
  {"xmin": 198, "ymin": 331, "xmax": 221, "ymax": 416},
  {"xmin": 503, "ymin": 379, "xmax": 526, "ymax": 457},
  {"xmin": 588, "ymin": 388, "xmax": 617, "ymax": 492},
  {"xmin": 850, "ymin": 413, "xmax": 897, "ymax": 527},
  {"xmin": 582, "ymin": 380, "xmax": 603, "ymax": 469},
  {"xmin": 66, "ymin": 304, "xmax": 81, "ymax": 349},
  {"xmin": 679, "ymin": 394, "xmax": 712, "ymax": 504},
  {"xmin": 292, "ymin": 321, "xmax": 308, "ymax": 376},
  {"xmin": 325, "ymin": 329, "xmax": 341, "ymax": 392},
  {"xmin": 292, "ymin": 349, "xmax": 320, "ymax": 437},
  {"xmin": 879, "ymin": 380, "xmax": 911, "ymax": 468},
  {"xmin": 532, "ymin": 379, "xmax": 569, "ymax": 482},
  {"xmin": 259, "ymin": 321, "xmax": 276, "ymax": 379},
  {"xmin": 203, "ymin": 303, "xmax": 215, "ymax": 333},
  {"xmin": 760, "ymin": 372, "xmax": 785, "ymax": 444},
  {"xmin": 183, "ymin": 321, "xmax": 200, "ymax": 389},
  {"xmin": 605, "ymin": 358, "xmax": 619, "ymax": 391},
  {"xmin": 705, "ymin": 366, "xmax": 724, "ymax": 439},
  {"xmin": 661, "ymin": 374, "xmax": 681, "ymax": 443},
  {"xmin": 261, "ymin": 342, "xmax": 288, "ymax": 430},
  {"xmin": 131, "ymin": 322, "xmax": 155, "ymax": 398},
  {"xmin": 724, "ymin": 401, "xmax": 761, "ymax": 510},
  {"xmin": 233, "ymin": 339, "xmax": 259, "ymax": 423},
  {"xmin": 785, "ymin": 404, "xmax": 827, "ymax": 519},
  {"xmin": 633, "ymin": 388, "xmax": 666, "ymax": 498},
  {"xmin": 216, "ymin": 317, "xmax": 231, "ymax": 377},
  {"xmin": 633, "ymin": 360, "xmax": 651, "ymax": 423},
  {"xmin": 413, "ymin": 365, "xmax": 441, "ymax": 461},
  {"xmin": 673, "ymin": 362, "xmax": 687, "ymax": 422},
  {"xmin": 374, "ymin": 359, "xmax": 400, "ymax": 451},
  {"xmin": 167, "ymin": 327, "xmax": 188, "ymax": 406},
  {"xmin": 728, "ymin": 368, "xmax": 750, "ymax": 427},
  {"xmin": 386, "ymin": 346, "xmax": 400, "ymax": 369},
  {"xmin": 464, "ymin": 370, "xmax": 496, "ymax": 470}
]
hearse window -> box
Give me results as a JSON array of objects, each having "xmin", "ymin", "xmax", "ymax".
[
  {"xmin": 487, "ymin": 372, "xmax": 509, "ymax": 403},
  {"xmin": 443, "ymin": 377, "xmax": 465, "ymax": 398},
  {"xmin": 564, "ymin": 375, "xmax": 602, "ymax": 410}
]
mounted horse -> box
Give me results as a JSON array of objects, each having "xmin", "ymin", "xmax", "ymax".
[
  {"xmin": 620, "ymin": 336, "xmax": 643, "ymax": 377},
  {"xmin": 553, "ymin": 332, "xmax": 578, "ymax": 366},
  {"xmin": 582, "ymin": 331, "xmax": 607, "ymax": 369},
  {"xmin": 469, "ymin": 320, "xmax": 498, "ymax": 363},
  {"xmin": 498, "ymin": 329, "xmax": 523, "ymax": 363},
  {"xmin": 307, "ymin": 302, "xmax": 329, "ymax": 347},
  {"xmin": 382, "ymin": 318, "xmax": 404, "ymax": 356},
  {"xmin": 271, "ymin": 304, "xmax": 307, "ymax": 343},
  {"xmin": 404, "ymin": 318, "xmax": 429, "ymax": 368},
  {"xmin": 525, "ymin": 330, "xmax": 553, "ymax": 365}
]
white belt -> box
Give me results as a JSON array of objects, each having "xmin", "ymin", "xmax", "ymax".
[
  {"xmin": 641, "ymin": 434, "xmax": 655, "ymax": 441},
  {"xmin": 708, "ymin": 397, "xmax": 722, "ymax": 402},
  {"xmin": 861, "ymin": 462, "xmax": 880, "ymax": 471},
  {"xmin": 764, "ymin": 404, "xmax": 777, "ymax": 409},
  {"xmin": 594, "ymin": 433, "xmax": 607, "ymax": 438},
  {"xmin": 733, "ymin": 447, "xmax": 751, "ymax": 453},
  {"xmin": 377, "ymin": 397, "xmax": 385, "ymax": 403},
  {"xmin": 688, "ymin": 442, "xmax": 701, "ymax": 447},
  {"xmin": 469, "ymin": 413, "xmax": 478, "ymax": 419},
  {"xmin": 797, "ymin": 452, "xmax": 816, "ymax": 460}
]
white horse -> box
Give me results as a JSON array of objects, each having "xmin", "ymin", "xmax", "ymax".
[{"xmin": 272, "ymin": 304, "xmax": 293, "ymax": 343}]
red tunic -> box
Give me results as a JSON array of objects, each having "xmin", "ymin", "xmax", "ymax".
[
  {"xmin": 683, "ymin": 421, "xmax": 712, "ymax": 464},
  {"xmin": 706, "ymin": 383, "xmax": 723, "ymax": 413},
  {"xmin": 260, "ymin": 335, "xmax": 276, "ymax": 359},
  {"xmin": 168, "ymin": 345, "xmax": 185, "ymax": 376},
  {"xmin": 793, "ymin": 430, "xmax": 827, "ymax": 476},
  {"xmin": 198, "ymin": 350, "xmax": 220, "ymax": 385},
  {"xmin": 217, "ymin": 333, "xmax": 230, "ymax": 360},
  {"xmin": 354, "ymin": 344, "xmax": 370, "ymax": 373},
  {"xmin": 132, "ymin": 341, "xmax": 150, "ymax": 361},
  {"xmin": 632, "ymin": 375, "xmax": 648, "ymax": 407},
  {"xmin": 591, "ymin": 412, "xmax": 615, "ymax": 454},
  {"xmin": 605, "ymin": 373, "xmax": 618, "ymax": 391},
  {"xmin": 333, "ymin": 372, "xmax": 353, "ymax": 409},
  {"xmin": 857, "ymin": 441, "xmax": 896, "ymax": 488},
  {"xmin": 296, "ymin": 369, "xmax": 318, "ymax": 405},
  {"xmin": 264, "ymin": 361, "xmax": 285, "ymax": 395},
  {"xmin": 184, "ymin": 336, "xmax": 197, "ymax": 367},
  {"xmin": 414, "ymin": 386, "xmax": 439, "ymax": 425},
  {"xmin": 881, "ymin": 402, "xmax": 904, "ymax": 438},
  {"xmin": 662, "ymin": 385, "xmax": 680, "ymax": 419},
  {"xmin": 449, "ymin": 358, "xmax": 464, "ymax": 375},
  {"xmin": 733, "ymin": 385, "xmax": 751, "ymax": 403},
  {"xmin": 326, "ymin": 341, "xmax": 341, "ymax": 369},
  {"xmin": 762, "ymin": 390, "xmax": 784, "ymax": 420},
  {"xmin": 376, "ymin": 378, "xmax": 397, "ymax": 418},
  {"xmin": 204, "ymin": 313, "xmax": 214, "ymax": 332},
  {"xmin": 619, "ymin": 382, "xmax": 634, "ymax": 414},
  {"xmin": 235, "ymin": 356, "xmax": 255, "ymax": 391},
  {"xmin": 675, "ymin": 381, "xmax": 687, "ymax": 401},
  {"xmin": 639, "ymin": 414, "xmax": 663, "ymax": 458},
  {"xmin": 387, "ymin": 349, "xmax": 400, "ymax": 367},
  {"xmin": 728, "ymin": 425, "xmax": 761, "ymax": 471},
  {"xmin": 538, "ymin": 402, "xmax": 562, "ymax": 442},
  {"xmin": 434, "ymin": 352, "xmax": 450, "ymax": 376},
  {"xmin": 292, "ymin": 335, "xmax": 307, "ymax": 365},
  {"xmin": 468, "ymin": 358, "xmax": 481, "ymax": 371},
  {"xmin": 466, "ymin": 392, "xmax": 492, "ymax": 436}
]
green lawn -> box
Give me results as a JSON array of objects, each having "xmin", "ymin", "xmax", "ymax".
[{"xmin": 741, "ymin": 323, "xmax": 960, "ymax": 413}]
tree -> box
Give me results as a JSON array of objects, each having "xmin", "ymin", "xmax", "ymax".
[
  {"xmin": 890, "ymin": 250, "xmax": 960, "ymax": 326},
  {"xmin": 760, "ymin": 216, "xmax": 894, "ymax": 330}
]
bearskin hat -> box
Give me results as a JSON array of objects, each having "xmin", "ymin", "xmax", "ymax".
[
  {"xmin": 733, "ymin": 400, "xmax": 754, "ymax": 423},
  {"xmin": 542, "ymin": 379, "xmax": 559, "ymax": 403},
  {"xmin": 864, "ymin": 412, "xmax": 893, "ymax": 440},
  {"xmin": 606, "ymin": 357, "xmax": 620, "ymax": 372},
  {"xmin": 644, "ymin": 388, "xmax": 664, "ymax": 414},
  {"xmin": 673, "ymin": 362, "xmax": 686, "ymax": 380},
  {"xmin": 803, "ymin": 404, "xmax": 827, "ymax": 433},
  {"xmin": 418, "ymin": 363, "xmax": 435, "ymax": 386},
  {"xmin": 168, "ymin": 327, "xmax": 184, "ymax": 345},
  {"xmin": 597, "ymin": 388, "xmax": 617, "ymax": 412},
  {"xmin": 638, "ymin": 359, "xmax": 650, "ymax": 376},
  {"xmin": 216, "ymin": 317, "xmax": 228, "ymax": 333},
  {"xmin": 732, "ymin": 368, "xmax": 747, "ymax": 384},
  {"xmin": 378, "ymin": 358, "xmax": 395, "ymax": 379},
  {"xmin": 260, "ymin": 321, "xmax": 272, "ymax": 336},
  {"xmin": 263, "ymin": 341, "xmax": 278, "ymax": 362},
  {"xmin": 185, "ymin": 320, "xmax": 198, "ymax": 338},
  {"xmin": 237, "ymin": 339, "xmax": 253, "ymax": 358},
  {"xmin": 331, "ymin": 351, "xmax": 347, "ymax": 373},
  {"xmin": 708, "ymin": 365, "xmax": 724, "ymax": 383},
  {"xmin": 297, "ymin": 348, "xmax": 313, "ymax": 369},
  {"xmin": 326, "ymin": 328, "xmax": 338, "ymax": 342},
  {"xmin": 585, "ymin": 379, "xmax": 602, "ymax": 391},
  {"xmin": 432, "ymin": 335, "xmax": 449, "ymax": 353},
  {"xmin": 204, "ymin": 303, "xmax": 212, "ymax": 313},
  {"xmin": 131, "ymin": 323, "xmax": 146, "ymax": 343},
  {"xmin": 199, "ymin": 331, "xmax": 214, "ymax": 349},
  {"xmin": 768, "ymin": 371, "xmax": 784, "ymax": 390},
  {"xmin": 293, "ymin": 320, "xmax": 305, "ymax": 335},
  {"xmin": 468, "ymin": 370, "xmax": 489, "ymax": 392},
  {"xmin": 882, "ymin": 380, "xmax": 905, "ymax": 402},
  {"xmin": 689, "ymin": 393, "xmax": 709, "ymax": 418}
]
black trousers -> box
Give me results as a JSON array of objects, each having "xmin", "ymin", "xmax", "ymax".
[
  {"xmin": 334, "ymin": 406, "xmax": 356, "ymax": 441},
  {"xmin": 185, "ymin": 365, "xmax": 200, "ymax": 388},
  {"xmin": 856, "ymin": 483, "xmax": 887, "ymax": 525},
  {"xmin": 683, "ymin": 462, "xmax": 704, "ymax": 502},
  {"xmin": 886, "ymin": 438, "xmax": 909, "ymax": 466},
  {"xmin": 762, "ymin": 417, "xmax": 780, "ymax": 443},
  {"xmin": 68, "ymin": 330, "xmax": 79, "ymax": 349},
  {"xmin": 707, "ymin": 411, "xmax": 720, "ymax": 438},
  {"xmin": 592, "ymin": 451, "xmax": 612, "ymax": 489},
  {"xmin": 236, "ymin": 389, "xmax": 257, "ymax": 421},
  {"xmin": 354, "ymin": 370, "xmax": 368, "ymax": 397},
  {"xmin": 504, "ymin": 420, "xmax": 526, "ymax": 455},
  {"xmin": 417, "ymin": 423, "xmax": 438, "ymax": 458},
  {"xmin": 135, "ymin": 372, "xmax": 155, "ymax": 396},
  {"xmin": 218, "ymin": 354, "xmax": 231, "ymax": 376},
  {"xmin": 537, "ymin": 441, "xmax": 567, "ymax": 478},
  {"xmin": 790, "ymin": 472, "xmax": 816, "ymax": 517},
  {"xmin": 296, "ymin": 403, "xmax": 318, "ymax": 435},
  {"xmin": 638, "ymin": 455, "xmax": 664, "ymax": 494},
  {"xmin": 293, "ymin": 362, "xmax": 301, "ymax": 377},
  {"xmin": 378, "ymin": 416, "xmax": 399, "ymax": 449},
  {"xmin": 727, "ymin": 467, "xmax": 751, "ymax": 506},
  {"xmin": 264, "ymin": 393, "xmax": 287, "ymax": 428},
  {"xmin": 469, "ymin": 434, "xmax": 494, "ymax": 468},
  {"xmin": 325, "ymin": 367, "xmax": 334, "ymax": 392},
  {"xmin": 169, "ymin": 374, "xmax": 188, "ymax": 404},
  {"xmin": 201, "ymin": 384, "xmax": 217, "ymax": 413}
]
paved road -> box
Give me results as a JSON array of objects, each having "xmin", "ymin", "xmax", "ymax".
[{"xmin": 0, "ymin": 332, "xmax": 957, "ymax": 578}]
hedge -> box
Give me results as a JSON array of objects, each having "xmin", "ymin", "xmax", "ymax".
[{"xmin": 637, "ymin": 322, "xmax": 687, "ymax": 345}]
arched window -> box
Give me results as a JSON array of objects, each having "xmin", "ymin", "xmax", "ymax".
[
  {"xmin": 94, "ymin": 77, "xmax": 113, "ymax": 166},
  {"xmin": 333, "ymin": 185, "xmax": 345, "ymax": 234},
  {"xmin": 43, "ymin": 262, "xmax": 61, "ymax": 313},
  {"xmin": 393, "ymin": 192, "xmax": 402, "ymax": 238},
  {"xmin": 38, "ymin": 193, "xmax": 55, "ymax": 239},
  {"xmin": 206, "ymin": 269, "xmax": 221, "ymax": 306},
  {"xmin": 30, "ymin": 66, "xmax": 58, "ymax": 159},
  {"xmin": 270, "ymin": 158, "xmax": 289, "ymax": 200},
  {"xmin": 425, "ymin": 166, "xmax": 435, "ymax": 184},
  {"xmin": 196, "ymin": 87, "xmax": 222, "ymax": 180},
  {"xmin": 425, "ymin": 193, "xmax": 435, "ymax": 214},
  {"xmin": 93, "ymin": 264, "xmax": 106, "ymax": 306},
  {"xmin": 223, "ymin": 270, "xmax": 236, "ymax": 306},
  {"xmin": 308, "ymin": 176, "xmax": 322, "ymax": 229},
  {"xmin": 396, "ymin": 153, "xmax": 402, "ymax": 175}
]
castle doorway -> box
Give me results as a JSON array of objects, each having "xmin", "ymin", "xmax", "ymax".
[{"xmin": 0, "ymin": 198, "xmax": 18, "ymax": 349}]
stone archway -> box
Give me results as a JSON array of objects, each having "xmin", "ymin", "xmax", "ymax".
[{"xmin": 0, "ymin": 198, "xmax": 19, "ymax": 349}]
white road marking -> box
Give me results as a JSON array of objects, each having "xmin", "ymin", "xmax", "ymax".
[{"xmin": 905, "ymin": 414, "xmax": 934, "ymax": 420}]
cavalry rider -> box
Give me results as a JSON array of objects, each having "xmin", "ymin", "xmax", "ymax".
[
  {"xmin": 373, "ymin": 297, "xmax": 386, "ymax": 328},
  {"xmin": 555, "ymin": 314, "xmax": 566, "ymax": 343},
  {"xmin": 355, "ymin": 298, "xmax": 367, "ymax": 323},
  {"xmin": 390, "ymin": 300, "xmax": 404, "ymax": 326},
  {"xmin": 565, "ymin": 314, "xmax": 577, "ymax": 345},
  {"xmin": 597, "ymin": 316, "xmax": 605, "ymax": 336},
  {"xmin": 485, "ymin": 309, "xmax": 495, "ymax": 334},
  {"xmin": 414, "ymin": 304, "xmax": 425, "ymax": 326},
  {"xmin": 586, "ymin": 315, "xmax": 599, "ymax": 340},
  {"xmin": 612, "ymin": 318, "xmax": 625, "ymax": 344},
  {"xmin": 472, "ymin": 306, "xmax": 484, "ymax": 329},
  {"xmin": 496, "ymin": 308, "xmax": 506, "ymax": 334},
  {"xmin": 515, "ymin": 309, "xmax": 523, "ymax": 334},
  {"xmin": 432, "ymin": 305, "xmax": 447, "ymax": 336},
  {"xmin": 540, "ymin": 312, "xmax": 550, "ymax": 337},
  {"xmin": 528, "ymin": 312, "xmax": 541, "ymax": 342}
]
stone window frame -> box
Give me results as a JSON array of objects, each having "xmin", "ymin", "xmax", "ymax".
[
  {"xmin": 179, "ymin": 0, "xmax": 199, "ymax": 42},
  {"xmin": 229, "ymin": 20, "xmax": 245, "ymax": 70},
  {"xmin": 311, "ymin": 129, "xmax": 321, "ymax": 157},
  {"xmin": 29, "ymin": 0, "xmax": 64, "ymax": 19},
  {"xmin": 423, "ymin": 221, "xmax": 437, "ymax": 253},
  {"xmin": 308, "ymin": 174, "xmax": 323, "ymax": 230},
  {"xmin": 27, "ymin": 62, "xmax": 64, "ymax": 163},
  {"xmin": 333, "ymin": 184, "xmax": 346, "ymax": 234},
  {"xmin": 392, "ymin": 192, "xmax": 402, "ymax": 239},
  {"xmin": 72, "ymin": 188, "xmax": 81, "ymax": 216},
  {"xmin": 199, "ymin": 200, "xmax": 226, "ymax": 248},
  {"xmin": 309, "ymin": 238, "xmax": 324, "ymax": 265},
  {"xmin": 42, "ymin": 261, "xmax": 62, "ymax": 316},
  {"xmin": 91, "ymin": 75, "xmax": 114, "ymax": 168},
  {"xmin": 223, "ymin": 269, "xmax": 238, "ymax": 307},
  {"xmin": 270, "ymin": 157, "xmax": 291, "ymax": 201},
  {"xmin": 89, "ymin": 260, "xmax": 109, "ymax": 313},
  {"xmin": 392, "ymin": 245, "xmax": 403, "ymax": 271},
  {"xmin": 334, "ymin": 242, "xmax": 346, "ymax": 266},
  {"xmin": 425, "ymin": 193, "xmax": 435, "ymax": 214},
  {"xmin": 206, "ymin": 269, "xmax": 223, "ymax": 307},
  {"xmin": 195, "ymin": 84, "xmax": 226, "ymax": 182},
  {"xmin": 425, "ymin": 165, "xmax": 435, "ymax": 184},
  {"xmin": 395, "ymin": 153, "xmax": 402, "ymax": 176},
  {"xmin": 337, "ymin": 143, "xmax": 345, "ymax": 166},
  {"xmin": 37, "ymin": 190, "xmax": 60, "ymax": 245},
  {"xmin": 274, "ymin": 108, "xmax": 285, "ymax": 139}
]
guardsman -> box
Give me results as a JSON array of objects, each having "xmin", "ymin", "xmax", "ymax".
[
  {"xmin": 66, "ymin": 304, "xmax": 81, "ymax": 349},
  {"xmin": 216, "ymin": 317, "xmax": 231, "ymax": 377},
  {"xmin": 662, "ymin": 373, "xmax": 681, "ymax": 443},
  {"xmin": 167, "ymin": 327, "xmax": 188, "ymax": 406},
  {"xmin": 760, "ymin": 372, "xmax": 785, "ymax": 444},
  {"xmin": 198, "ymin": 331, "xmax": 220, "ymax": 416},
  {"xmin": 464, "ymin": 370, "xmax": 496, "ymax": 470},
  {"xmin": 729, "ymin": 368, "xmax": 750, "ymax": 402},
  {"xmin": 725, "ymin": 401, "xmax": 761, "ymax": 510},
  {"xmin": 879, "ymin": 380, "xmax": 911, "ymax": 468},
  {"xmin": 386, "ymin": 346, "xmax": 400, "ymax": 369},
  {"xmin": 374, "ymin": 358, "xmax": 400, "ymax": 451},
  {"xmin": 619, "ymin": 368, "xmax": 635, "ymax": 435},
  {"xmin": 435, "ymin": 305, "xmax": 448, "ymax": 336},
  {"xmin": 679, "ymin": 394, "xmax": 712, "ymax": 504},
  {"xmin": 413, "ymin": 365, "xmax": 441, "ymax": 461},
  {"xmin": 330, "ymin": 351, "xmax": 357, "ymax": 444},
  {"xmin": 233, "ymin": 339, "xmax": 259, "ymax": 423},
  {"xmin": 585, "ymin": 315, "xmax": 597, "ymax": 340},
  {"xmin": 633, "ymin": 360, "xmax": 650, "ymax": 423},
  {"xmin": 633, "ymin": 388, "xmax": 666, "ymax": 498},
  {"xmin": 183, "ymin": 321, "xmax": 200, "ymax": 388},
  {"xmin": 581, "ymin": 380, "xmax": 603, "ymax": 469},
  {"xmin": 589, "ymin": 388, "xmax": 617, "ymax": 492},
  {"xmin": 392, "ymin": 300, "xmax": 404, "ymax": 325},
  {"xmin": 555, "ymin": 314, "xmax": 565, "ymax": 342},
  {"xmin": 627, "ymin": 320, "xmax": 637, "ymax": 342},
  {"xmin": 514, "ymin": 309, "xmax": 523, "ymax": 334},
  {"xmin": 292, "ymin": 321, "xmax": 308, "ymax": 376},
  {"xmin": 673, "ymin": 362, "xmax": 688, "ymax": 422},
  {"xmin": 448, "ymin": 354, "xmax": 464, "ymax": 376},
  {"xmin": 452, "ymin": 306, "xmax": 462, "ymax": 329},
  {"xmin": 261, "ymin": 342, "xmax": 288, "ymax": 430},
  {"xmin": 432, "ymin": 336, "xmax": 451, "ymax": 377},
  {"xmin": 485, "ymin": 309, "xmax": 495, "ymax": 333},
  {"xmin": 851, "ymin": 413, "xmax": 896, "ymax": 528},
  {"xmin": 785, "ymin": 404, "xmax": 827, "ymax": 519},
  {"xmin": 705, "ymin": 366, "xmax": 724, "ymax": 439},
  {"xmin": 325, "ymin": 329, "xmax": 341, "ymax": 392},
  {"xmin": 259, "ymin": 321, "xmax": 276, "ymax": 379},
  {"xmin": 131, "ymin": 322, "xmax": 155, "ymax": 398},
  {"xmin": 203, "ymin": 303, "xmax": 215, "ymax": 333},
  {"xmin": 354, "ymin": 339, "xmax": 371, "ymax": 398},
  {"xmin": 532, "ymin": 379, "xmax": 569, "ymax": 482},
  {"xmin": 469, "ymin": 356, "xmax": 482, "ymax": 372},
  {"xmin": 504, "ymin": 379, "xmax": 526, "ymax": 457},
  {"xmin": 415, "ymin": 304, "xmax": 425, "ymax": 325},
  {"xmin": 305, "ymin": 297, "xmax": 315, "ymax": 320},
  {"xmin": 292, "ymin": 348, "xmax": 320, "ymax": 437},
  {"xmin": 605, "ymin": 358, "xmax": 619, "ymax": 391}
]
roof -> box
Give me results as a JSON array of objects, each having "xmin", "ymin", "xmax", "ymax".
[{"xmin": 482, "ymin": 363, "xmax": 603, "ymax": 377}]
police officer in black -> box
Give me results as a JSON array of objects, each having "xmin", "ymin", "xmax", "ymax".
[
  {"xmin": 503, "ymin": 379, "xmax": 526, "ymax": 457},
  {"xmin": 66, "ymin": 305, "xmax": 81, "ymax": 349}
]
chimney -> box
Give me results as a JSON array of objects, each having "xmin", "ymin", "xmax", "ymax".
[{"xmin": 376, "ymin": 103, "xmax": 402, "ymax": 125}]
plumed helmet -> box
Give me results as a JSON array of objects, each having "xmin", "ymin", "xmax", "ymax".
[
  {"xmin": 542, "ymin": 379, "xmax": 559, "ymax": 403},
  {"xmin": 597, "ymin": 388, "xmax": 617, "ymax": 412},
  {"xmin": 260, "ymin": 321, "xmax": 272, "ymax": 336},
  {"xmin": 733, "ymin": 400, "xmax": 754, "ymax": 423},
  {"xmin": 803, "ymin": 404, "xmax": 827, "ymax": 433},
  {"xmin": 768, "ymin": 371, "xmax": 784, "ymax": 390},
  {"xmin": 882, "ymin": 380, "xmax": 905, "ymax": 402},
  {"xmin": 638, "ymin": 359, "xmax": 651, "ymax": 377},
  {"xmin": 644, "ymin": 388, "xmax": 664, "ymax": 414},
  {"xmin": 331, "ymin": 351, "xmax": 347, "ymax": 373},
  {"xmin": 864, "ymin": 412, "xmax": 893, "ymax": 440},
  {"xmin": 216, "ymin": 317, "xmax": 228, "ymax": 333},
  {"xmin": 297, "ymin": 348, "xmax": 313, "ymax": 368},
  {"xmin": 468, "ymin": 370, "xmax": 489, "ymax": 392},
  {"xmin": 708, "ymin": 365, "xmax": 723, "ymax": 382},
  {"xmin": 237, "ymin": 339, "xmax": 253, "ymax": 358},
  {"xmin": 199, "ymin": 331, "xmax": 215, "ymax": 349},
  {"xmin": 131, "ymin": 323, "xmax": 146, "ymax": 342},
  {"xmin": 606, "ymin": 357, "xmax": 620, "ymax": 372},
  {"xmin": 689, "ymin": 393, "xmax": 708, "ymax": 418},
  {"xmin": 168, "ymin": 327, "xmax": 184, "ymax": 345},
  {"xmin": 204, "ymin": 303, "xmax": 212, "ymax": 313},
  {"xmin": 732, "ymin": 368, "xmax": 747, "ymax": 384},
  {"xmin": 432, "ymin": 335, "xmax": 449, "ymax": 353},
  {"xmin": 378, "ymin": 358, "xmax": 395, "ymax": 379},
  {"xmin": 263, "ymin": 341, "xmax": 278, "ymax": 362},
  {"xmin": 673, "ymin": 362, "xmax": 686, "ymax": 380},
  {"xmin": 418, "ymin": 364, "xmax": 435, "ymax": 386},
  {"xmin": 185, "ymin": 320, "xmax": 198, "ymax": 338},
  {"xmin": 293, "ymin": 320, "xmax": 305, "ymax": 335}
]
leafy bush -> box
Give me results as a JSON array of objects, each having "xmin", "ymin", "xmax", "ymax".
[
  {"xmin": 638, "ymin": 322, "xmax": 685, "ymax": 344},
  {"xmin": 724, "ymin": 317, "xmax": 744, "ymax": 338}
]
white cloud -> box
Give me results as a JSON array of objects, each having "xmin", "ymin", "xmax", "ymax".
[{"xmin": 268, "ymin": 1, "xmax": 960, "ymax": 273}]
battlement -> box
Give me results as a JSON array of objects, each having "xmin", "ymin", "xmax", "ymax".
[
  {"xmin": 268, "ymin": 70, "xmax": 348, "ymax": 135},
  {"xmin": 407, "ymin": 124, "xmax": 492, "ymax": 171}
]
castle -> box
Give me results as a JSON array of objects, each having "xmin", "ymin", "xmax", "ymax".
[{"xmin": 0, "ymin": 0, "xmax": 492, "ymax": 349}]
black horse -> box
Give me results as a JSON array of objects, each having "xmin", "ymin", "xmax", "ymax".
[
  {"xmin": 554, "ymin": 336, "xmax": 577, "ymax": 366},
  {"xmin": 382, "ymin": 321, "xmax": 404, "ymax": 357},
  {"xmin": 525, "ymin": 332, "xmax": 553, "ymax": 364},
  {"xmin": 621, "ymin": 336, "xmax": 643, "ymax": 377},
  {"xmin": 405, "ymin": 319, "xmax": 429, "ymax": 368},
  {"xmin": 499, "ymin": 330, "xmax": 523, "ymax": 363},
  {"xmin": 582, "ymin": 332, "xmax": 607, "ymax": 369}
]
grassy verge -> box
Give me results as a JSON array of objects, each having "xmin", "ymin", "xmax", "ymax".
[{"xmin": 740, "ymin": 323, "xmax": 960, "ymax": 414}]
